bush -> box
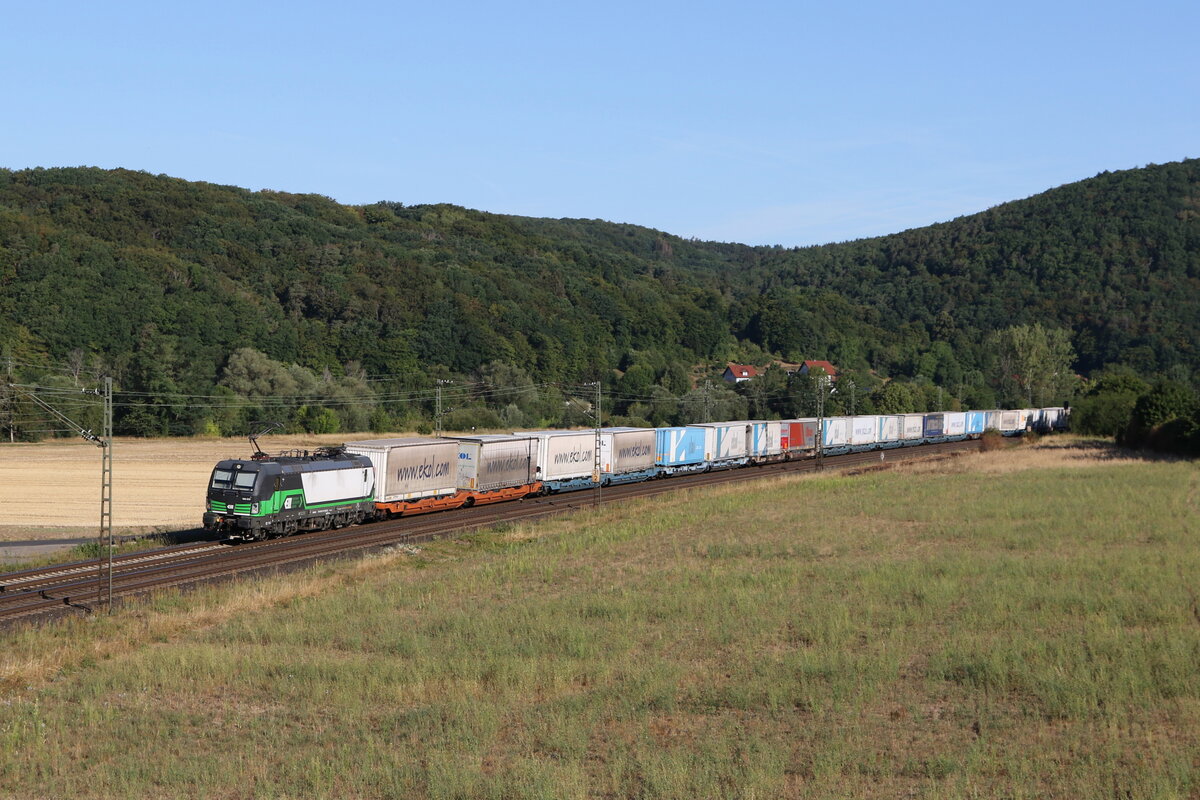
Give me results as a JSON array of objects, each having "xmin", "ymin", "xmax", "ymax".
[
  {"xmin": 1071, "ymin": 392, "xmax": 1140, "ymax": 437},
  {"xmin": 1130, "ymin": 381, "xmax": 1198, "ymax": 429},
  {"xmin": 980, "ymin": 430, "xmax": 1005, "ymax": 451},
  {"xmin": 1123, "ymin": 381, "xmax": 1200, "ymax": 452}
]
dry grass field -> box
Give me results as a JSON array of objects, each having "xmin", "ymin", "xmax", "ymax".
[
  {"xmin": 0, "ymin": 441, "xmax": 1195, "ymax": 796},
  {"xmin": 0, "ymin": 433, "xmax": 393, "ymax": 539},
  {"xmin": 2, "ymin": 436, "xmax": 1198, "ymax": 798}
]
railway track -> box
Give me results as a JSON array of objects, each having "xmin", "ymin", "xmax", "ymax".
[{"xmin": 0, "ymin": 438, "xmax": 983, "ymax": 624}]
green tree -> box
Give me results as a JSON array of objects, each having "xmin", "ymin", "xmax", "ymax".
[
  {"xmin": 1072, "ymin": 367, "xmax": 1150, "ymax": 437},
  {"xmin": 871, "ymin": 380, "xmax": 921, "ymax": 414},
  {"xmin": 990, "ymin": 324, "xmax": 1076, "ymax": 407}
]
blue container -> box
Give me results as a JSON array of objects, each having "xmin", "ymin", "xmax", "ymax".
[
  {"xmin": 655, "ymin": 426, "xmax": 707, "ymax": 468},
  {"xmin": 965, "ymin": 411, "xmax": 986, "ymax": 435},
  {"xmin": 923, "ymin": 413, "xmax": 945, "ymax": 438}
]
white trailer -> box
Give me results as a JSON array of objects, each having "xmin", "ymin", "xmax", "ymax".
[
  {"xmin": 343, "ymin": 438, "xmax": 459, "ymax": 502},
  {"xmin": 600, "ymin": 427, "xmax": 657, "ymax": 476},
  {"xmin": 451, "ymin": 434, "xmax": 538, "ymax": 492}
]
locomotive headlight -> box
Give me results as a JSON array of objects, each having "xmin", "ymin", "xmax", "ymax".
[{"xmin": 251, "ymin": 502, "xmax": 260, "ymax": 514}]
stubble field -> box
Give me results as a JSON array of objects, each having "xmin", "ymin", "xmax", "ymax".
[{"xmin": 0, "ymin": 433, "xmax": 386, "ymax": 539}]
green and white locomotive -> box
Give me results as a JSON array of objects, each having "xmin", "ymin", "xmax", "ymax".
[{"xmin": 202, "ymin": 446, "xmax": 375, "ymax": 540}]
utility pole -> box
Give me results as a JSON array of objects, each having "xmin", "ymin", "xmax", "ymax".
[
  {"xmin": 1, "ymin": 352, "xmax": 13, "ymax": 443},
  {"xmin": 434, "ymin": 379, "xmax": 451, "ymax": 436},
  {"xmin": 98, "ymin": 377, "xmax": 113, "ymax": 609},
  {"xmin": 13, "ymin": 380, "xmax": 113, "ymax": 609},
  {"xmin": 586, "ymin": 381, "xmax": 602, "ymax": 509},
  {"xmin": 815, "ymin": 375, "xmax": 826, "ymax": 469},
  {"xmin": 703, "ymin": 380, "xmax": 712, "ymax": 423}
]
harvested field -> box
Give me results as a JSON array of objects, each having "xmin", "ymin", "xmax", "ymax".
[{"xmin": 0, "ymin": 433, "xmax": 395, "ymax": 539}]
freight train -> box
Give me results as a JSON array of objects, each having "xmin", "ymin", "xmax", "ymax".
[{"xmin": 203, "ymin": 407, "xmax": 1068, "ymax": 540}]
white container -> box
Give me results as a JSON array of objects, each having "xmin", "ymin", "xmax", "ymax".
[
  {"xmin": 822, "ymin": 417, "xmax": 850, "ymax": 447},
  {"xmin": 600, "ymin": 427, "xmax": 657, "ymax": 475},
  {"xmin": 1000, "ymin": 410, "xmax": 1019, "ymax": 431},
  {"xmin": 451, "ymin": 434, "xmax": 538, "ymax": 491},
  {"xmin": 944, "ymin": 412, "xmax": 967, "ymax": 436},
  {"xmin": 744, "ymin": 420, "xmax": 783, "ymax": 457},
  {"xmin": 692, "ymin": 422, "xmax": 749, "ymax": 461},
  {"xmin": 902, "ymin": 414, "xmax": 925, "ymax": 440},
  {"xmin": 850, "ymin": 415, "xmax": 878, "ymax": 446},
  {"xmin": 878, "ymin": 415, "xmax": 903, "ymax": 443},
  {"xmin": 344, "ymin": 438, "xmax": 459, "ymax": 502},
  {"xmin": 522, "ymin": 430, "xmax": 598, "ymax": 481}
]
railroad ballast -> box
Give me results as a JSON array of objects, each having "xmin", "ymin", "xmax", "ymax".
[{"xmin": 203, "ymin": 407, "xmax": 1069, "ymax": 540}]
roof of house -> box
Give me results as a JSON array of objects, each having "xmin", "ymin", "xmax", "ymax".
[
  {"xmin": 802, "ymin": 360, "xmax": 838, "ymax": 377},
  {"xmin": 724, "ymin": 363, "xmax": 761, "ymax": 379}
]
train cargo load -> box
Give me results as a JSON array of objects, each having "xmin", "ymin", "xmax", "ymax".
[
  {"xmin": 655, "ymin": 426, "xmax": 707, "ymax": 473},
  {"xmin": 878, "ymin": 415, "xmax": 904, "ymax": 446},
  {"xmin": 344, "ymin": 438, "xmax": 460, "ymax": 515},
  {"xmin": 600, "ymin": 427, "xmax": 657, "ymax": 483},
  {"xmin": 944, "ymin": 412, "xmax": 968, "ymax": 439},
  {"xmin": 822, "ymin": 417, "xmax": 850, "ymax": 451},
  {"xmin": 521, "ymin": 430, "xmax": 598, "ymax": 492},
  {"xmin": 902, "ymin": 414, "xmax": 925, "ymax": 442},
  {"xmin": 452, "ymin": 434, "xmax": 538, "ymax": 491},
  {"xmin": 850, "ymin": 415, "xmax": 879, "ymax": 447},
  {"xmin": 692, "ymin": 422, "xmax": 750, "ymax": 467},
  {"xmin": 743, "ymin": 420, "xmax": 783, "ymax": 461},
  {"xmin": 781, "ymin": 419, "xmax": 818, "ymax": 454},
  {"xmin": 449, "ymin": 433, "xmax": 541, "ymax": 504},
  {"xmin": 923, "ymin": 413, "xmax": 946, "ymax": 439},
  {"xmin": 966, "ymin": 411, "xmax": 987, "ymax": 436}
]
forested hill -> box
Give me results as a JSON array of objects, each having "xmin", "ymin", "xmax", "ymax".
[
  {"xmin": 0, "ymin": 168, "xmax": 756, "ymax": 383},
  {"xmin": 0, "ymin": 160, "xmax": 1197, "ymax": 435},
  {"xmin": 743, "ymin": 159, "xmax": 1200, "ymax": 377}
]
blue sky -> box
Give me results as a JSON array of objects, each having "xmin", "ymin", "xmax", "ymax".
[{"xmin": 2, "ymin": 1, "xmax": 1196, "ymax": 246}]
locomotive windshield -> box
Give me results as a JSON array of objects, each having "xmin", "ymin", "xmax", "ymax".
[{"xmin": 210, "ymin": 469, "xmax": 258, "ymax": 491}]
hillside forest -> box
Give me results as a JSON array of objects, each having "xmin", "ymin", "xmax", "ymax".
[{"xmin": 0, "ymin": 160, "xmax": 1197, "ymax": 452}]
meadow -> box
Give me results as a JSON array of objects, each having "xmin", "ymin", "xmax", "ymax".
[{"xmin": 0, "ymin": 439, "xmax": 1196, "ymax": 798}]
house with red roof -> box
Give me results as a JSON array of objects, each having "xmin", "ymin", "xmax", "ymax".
[
  {"xmin": 722, "ymin": 363, "xmax": 761, "ymax": 383},
  {"xmin": 799, "ymin": 360, "xmax": 839, "ymax": 381}
]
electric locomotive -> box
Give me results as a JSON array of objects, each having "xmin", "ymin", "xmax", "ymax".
[{"xmin": 203, "ymin": 446, "xmax": 375, "ymax": 540}]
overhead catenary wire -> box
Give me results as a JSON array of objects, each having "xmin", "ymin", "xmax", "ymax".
[{"xmin": 5, "ymin": 359, "xmax": 816, "ymax": 435}]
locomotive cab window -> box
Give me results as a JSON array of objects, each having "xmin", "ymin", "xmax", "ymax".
[
  {"xmin": 210, "ymin": 469, "xmax": 258, "ymax": 490},
  {"xmin": 233, "ymin": 470, "xmax": 258, "ymax": 490}
]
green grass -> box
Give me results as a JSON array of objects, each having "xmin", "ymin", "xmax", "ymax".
[{"xmin": 1, "ymin": 450, "xmax": 1198, "ymax": 798}]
